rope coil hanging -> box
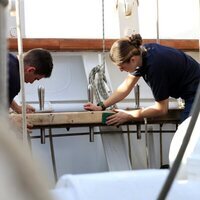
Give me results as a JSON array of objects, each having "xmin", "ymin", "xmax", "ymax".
[
  {"xmin": 88, "ymin": 64, "xmax": 109, "ymax": 103},
  {"xmin": 88, "ymin": 0, "xmax": 115, "ymax": 109}
]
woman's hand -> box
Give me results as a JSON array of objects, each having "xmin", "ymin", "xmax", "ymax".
[
  {"xmin": 84, "ymin": 102, "xmax": 102, "ymax": 111},
  {"xmin": 106, "ymin": 109, "xmax": 134, "ymax": 126}
]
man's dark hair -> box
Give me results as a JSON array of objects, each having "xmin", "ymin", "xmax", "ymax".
[{"xmin": 23, "ymin": 48, "xmax": 53, "ymax": 77}]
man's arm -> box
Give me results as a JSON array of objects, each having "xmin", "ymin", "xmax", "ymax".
[
  {"xmin": 10, "ymin": 100, "xmax": 34, "ymax": 133},
  {"xmin": 10, "ymin": 100, "xmax": 21, "ymax": 113},
  {"xmin": 10, "ymin": 100, "xmax": 35, "ymax": 113}
]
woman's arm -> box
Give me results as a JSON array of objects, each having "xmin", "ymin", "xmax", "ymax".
[
  {"xmin": 84, "ymin": 74, "xmax": 140, "ymax": 111},
  {"xmin": 106, "ymin": 99, "xmax": 169, "ymax": 125},
  {"xmin": 129, "ymin": 99, "xmax": 169, "ymax": 118},
  {"xmin": 103, "ymin": 74, "xmax": 140, "ymax": 108}
]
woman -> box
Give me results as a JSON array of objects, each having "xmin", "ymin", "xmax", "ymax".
[{"xmin": 84, "ymin": 34, "xmax": 200, "ymax": 125}]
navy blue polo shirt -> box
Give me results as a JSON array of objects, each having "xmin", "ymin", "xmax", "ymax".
[
  {"xmin": 8, "ymin": 53, "xmax": 20, "ymax": 105},
  {"xmin": 132, "ymin": 43, "xmax": 200, "ymax": 101}
]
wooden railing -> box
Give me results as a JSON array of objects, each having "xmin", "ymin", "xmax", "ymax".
[{"xmin": 8, "ymin": 38, "xmax": 199, "ymax": 52}]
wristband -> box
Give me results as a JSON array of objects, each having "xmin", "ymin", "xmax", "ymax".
[{"xmin": 97, "ymin": 102, "xmax": 106, "ymax": 111}]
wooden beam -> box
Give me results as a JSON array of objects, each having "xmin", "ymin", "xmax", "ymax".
[
  {"xmin": 144, "ymin": 39, "xmax": 199, "ymax": 51},
  {"xmin": 8, "ymin": 38, "xmax": 60, "ymax": 51},
  {"xmin": 8, "ymin": 38, "xmax": 199, "ymax": 52},
  {"xmin": 59, "ymin": 39, "xmax": 115, "ymax": 51},
  {"xmin": 10, "ymin": 109, "xmax": 181, "ymax": 128},
  {"xmin": 25, "ymin": 111, "xmax": 106, "ymax": 126},
  {"xmin": 10, "ymin": 111, "xmax": 103, "ymax": 128}
]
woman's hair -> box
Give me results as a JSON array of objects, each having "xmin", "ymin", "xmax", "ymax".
[
  {"xmin": 109, "ymin": 34, "xmax": 143, "ymax": 65},
  {"xmin": 23, "ymin": 48, "xmax": 53, "ymax": 77}
]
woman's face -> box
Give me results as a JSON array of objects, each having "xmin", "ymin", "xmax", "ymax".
[{"xmin": 117, "ymin": 56, "xmax": 140, "ymax": 73}]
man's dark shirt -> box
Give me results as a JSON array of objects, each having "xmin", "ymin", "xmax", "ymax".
[{"xmin": 8, "ymin": 53, "xmax": 20, "ymax": 105}]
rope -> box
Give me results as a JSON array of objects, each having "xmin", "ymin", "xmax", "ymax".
[
  {"xmin": 88, "ymin": 0, "xmax": 115, "ymax": 109},
  {"xmin": 15, "ymin": 0, "xmax": 29, "ymax": 145},
  {"xmin": 0, "ymin": 4, "xmax": 9, "ymax": 114},
  {"xmin": 88, "ymin": 64, "xmax": 110, "ymax": 104},
  {"xmin": 156, "ymin": 0, "xmax": 160, "ymax": 44},
  {"xmin": 101, "ymin": 0, "xmax": 106, "ymax": 69}
]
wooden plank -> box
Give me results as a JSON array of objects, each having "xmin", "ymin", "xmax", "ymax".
[
  {"xmin": 8, "ymin": 38, "xmax": 60, "ymax": 52},
  {"xmin": 28, "ymin": 111, "xmax": 102, "ymax": 126},
  {"xmin": 10, "ymin": 109, "xmax": 181, "ymax": 127},
  {"xmin": 59, "ymin": 39, "xmax": 115, "ymax": 52},
  {"xmin": 10, "ymin": 111, "xmax": 113, "ymax": 127},
  {"xmin": 143, "ymin": 39, "xmax": 199, "ymax": 51}
]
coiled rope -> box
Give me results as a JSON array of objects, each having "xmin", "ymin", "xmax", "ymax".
[
  {"xmin": 88, "ymin": 0, "xmax": 115, "ymax": 109},
  {"xmin": 88, "ymin": 64, "xmax": 110, "ymax": 103}
]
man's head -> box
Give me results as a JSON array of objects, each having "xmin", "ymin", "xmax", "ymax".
[{"xmin": 23, "ymin": 48, "xmax": 53, "ymax": 83}]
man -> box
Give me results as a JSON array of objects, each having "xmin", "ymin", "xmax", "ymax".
[
  {"xmin": 9, "ymin": 48, "xmax": 53, "ymax": 113},
  {"xmin": 8, "ymin": 48, "xmax": 53, "ymax": 130}
]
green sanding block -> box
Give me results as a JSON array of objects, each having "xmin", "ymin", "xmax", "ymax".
[{"xmin": 102, "ymin": 112, "xmax": 114, "ymax": 124}]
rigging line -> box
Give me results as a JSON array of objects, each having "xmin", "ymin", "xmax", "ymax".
[
  {"xmin": 156, "ymin": 0, "xmax": 160, "ymax": 44},
  {"xmin": 199, "ymin": 0, "xmax": 200, "ymax": 62},
  {"xmin": 88, "ymin": 0, "xmax": 113, "ymax": 105},
  {"xmin": 15, "ymin": 0, "xmax": 28, "ymax": 145},
  {"xmin": 0, "ymin": 0, "xmax": 9, "ymax": 118},
  {"xmin": 101, "ymin": 0, "xmax": 106, "ymax": 70},
  {"xmin": 158, "ymin": 1, "xmax": 200, "ymax": 198},
  {"xmin": 157, "ymin": 82, "xmax": 200, "ymax": 199}
]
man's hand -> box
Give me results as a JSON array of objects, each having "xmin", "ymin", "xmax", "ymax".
[
  {"xmin": 25, "ymin": 104, "xmax": 36, "ymax": 113},
  {"xmin": 9, "ymin": 114, "xmax": 33, "ymax": 134},
  {"xmin": 14, "ymin": 104, "xmax": 35, "ymax": 114},
  {"xmin": 10, "ymin": 100, "xmax": 35, "ymax": 114}
]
